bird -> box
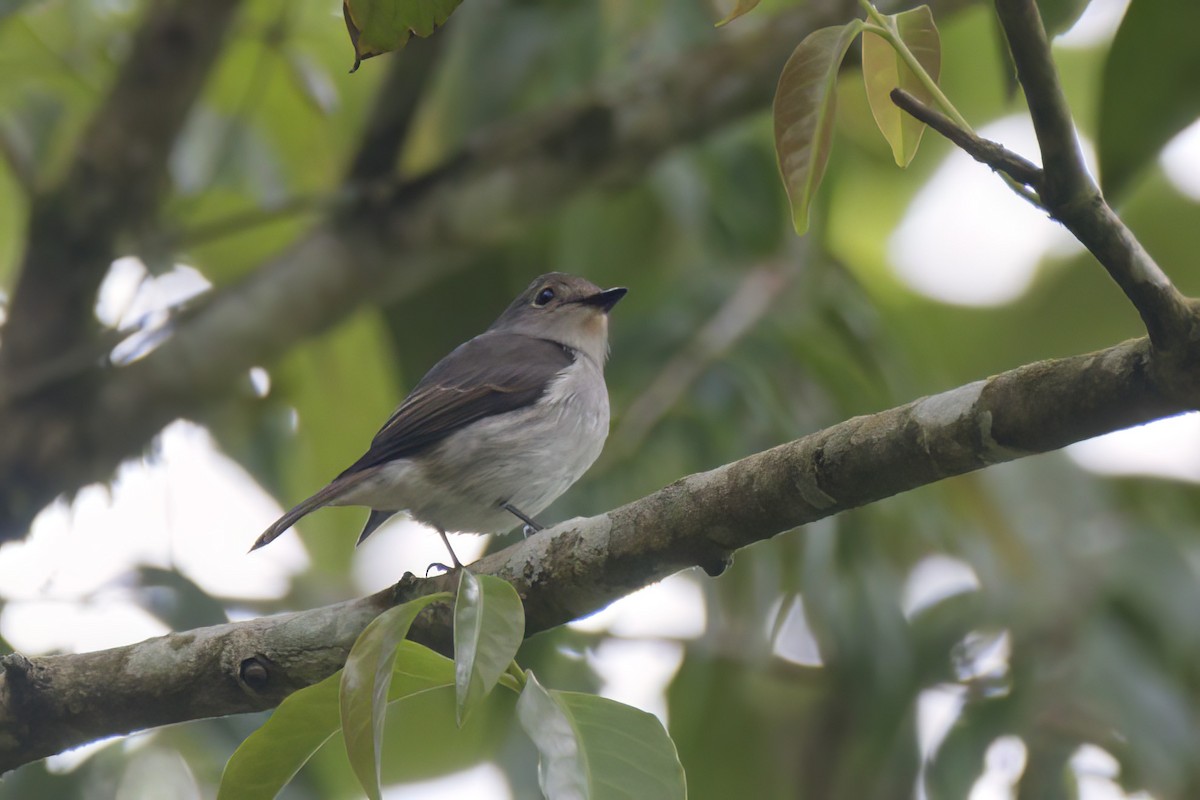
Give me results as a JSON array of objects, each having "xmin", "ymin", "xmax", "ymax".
[{"xmin": 250, "ymin": 272, "xmax": 626, "ymax": 569}]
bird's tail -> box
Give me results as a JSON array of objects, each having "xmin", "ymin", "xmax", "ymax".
[{"xmin": 248, "ymin": 471, "xmax": 373, "ymax": 553}]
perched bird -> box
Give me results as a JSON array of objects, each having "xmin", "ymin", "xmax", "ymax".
[{"xmin": 250, "ymin": 273, "xmax": 626, "ymax": 568}]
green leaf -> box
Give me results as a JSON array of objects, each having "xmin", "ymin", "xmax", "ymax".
[
  {"xmin": 454, "ymin": 570, "xmax": 525, "ymax": 726},
  {"xmin": 517, "ymin": 671, "xmax": 687, "ymax": 800},
  {"xmin": 773, "ymin": 20, "xmax": 864, "ymax": 235},
  {"xmin": 342, "ymin": 0, "xmax": 464, "ymax": 72},
  {"xmin": 218, "ymin": 671, "xmax": 341, "ymax": 800},
  {"xmin": 218, "ymin": 641, "xmax": 454, "ymax": 800},
  {"xmin": 340, "ymin": 593, "xmax": 451, "ymax": 800},
  {"xmin": 1098, "ymin": 0, "xmax": 1200, "ymax": 199},
  {"xmin": 714, "ymin": 0, "xmax": 760, "ymax": 28},
  {"xmin": 862, "ymin": 6, "xmax": 941, "ymax": 167}
]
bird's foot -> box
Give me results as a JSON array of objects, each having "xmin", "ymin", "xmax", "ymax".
[
  {"xmin": 434, "ymin": 527, "xmax": 465, "ymax": 574},
  {"xmin": 424, "ymin": 561, "xmax": 457, "ymax": 577}
]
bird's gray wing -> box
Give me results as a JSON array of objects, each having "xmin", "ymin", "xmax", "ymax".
[
  {"xmin": 249, "ymin": 332, "xmax": 574, "ymax": 552},
  {"xmin": 336, "ymin": 332, "xmax": 574, "ymax": 478}
]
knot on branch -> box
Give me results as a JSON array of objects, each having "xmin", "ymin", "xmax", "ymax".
[
  {"xmin": 237, "ymin": 656, "xmax": 275, "ymax": 694},
  {"xmin": 698, "ymin": 551, "xmax": 734, "ymax": 578},
  {"xmin": 1, "ymin": 653, "xmax": 40, "ymax": 743},
  {"xmin": 1, "ymin": 653, "xmax": 34, "ymax": 687}
]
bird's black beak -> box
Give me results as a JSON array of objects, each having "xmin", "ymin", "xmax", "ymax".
[{"xmin": 579, "ymin": 287, "xmax": 627, "ymax": 313}]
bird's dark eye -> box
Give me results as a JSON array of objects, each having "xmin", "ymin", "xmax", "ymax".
[{"xmin": 533, "ymin": 287, "xmax": 555, "ymax": 306}]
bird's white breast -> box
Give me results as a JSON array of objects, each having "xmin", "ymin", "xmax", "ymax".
[{"xmin": 350, "ymin": 355, "xmax": 610, "ymax": 534}]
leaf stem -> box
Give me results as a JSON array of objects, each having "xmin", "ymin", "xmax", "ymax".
[
  {"xmin": 857, "ymin": 0, "xmax": 972, "ymax": 132},
  {"xmin": 500, "ymin": 661, "xmax": 527, "ymax": 693}
]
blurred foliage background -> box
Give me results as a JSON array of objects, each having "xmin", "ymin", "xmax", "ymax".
[{"xmin": 2, "ymin": 0, "xmax": 1200, "ymax": 797}]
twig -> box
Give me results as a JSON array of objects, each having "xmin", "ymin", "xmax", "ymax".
[
  {"xmin": 890, "ymin": 87, "xmax": 1044, "ymax": 205},
  {"xmin": 992, "ymin": 0, "xmax": 1197, "ymax": 350}
]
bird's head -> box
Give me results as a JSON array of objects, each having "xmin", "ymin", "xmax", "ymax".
[{"xmin": 492, "ymin": 273, "xmax": 627, "ymax": 364}]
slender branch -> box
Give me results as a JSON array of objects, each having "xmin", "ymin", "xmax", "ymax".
[
  {"xmin": 2, "ymin": 334, "xmax": 1195, "ymax": 771},
  {"xmin": 991, "ymin": 0, "xmax": 1087, "ymax": 202},
  {"xmin": 992, "ymin": 0, "xmax": 1197, "ymax": 349},
  {"xmin": 890, "ymin": 87, "xmax": 1044, "ymax": 202}
]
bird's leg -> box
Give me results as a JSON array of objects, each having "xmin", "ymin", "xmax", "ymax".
[
  {"xmin": 502, "ymin": 502, "xmax": 543, "ymax": 537},
  {"xmin": 424, "ymin": 527, "xmax": 464, "ymax": 576},
  {"xmin": 438, "ymin": 527, "xmax": 464, "ymax": 569}
]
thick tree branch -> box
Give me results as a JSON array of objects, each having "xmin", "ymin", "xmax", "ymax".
[
  {"xmin": 0, "ymin": 0, "xmax": 243, "ymax": 382},
  {"xmin": 4, "ymin": 333, "xmax": 1199, "ymax": 771},
  {"xmin": 0, "ymin": 0, "xmax": 869, "ymax": 541},
  {"xmin": 991, "ymin": 0, "xmax": 1197, "ymax": 349}
]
